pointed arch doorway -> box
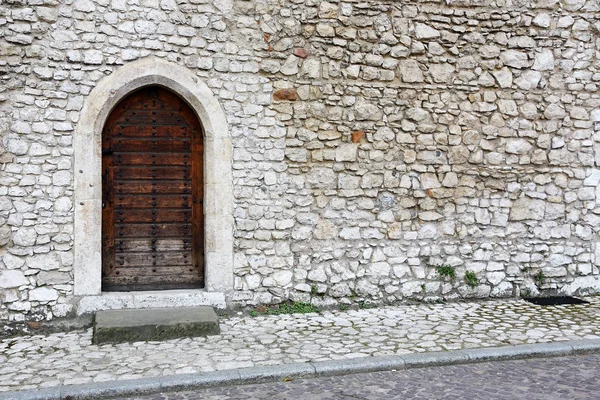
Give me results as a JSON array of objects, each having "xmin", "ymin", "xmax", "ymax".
[
  {"xmin": 101, "ymin": 86, "xmax": 204, "ymax": 291},
  {"xmin": 74, "ymin": 58, "xmax": 233, "ymax": 309}
]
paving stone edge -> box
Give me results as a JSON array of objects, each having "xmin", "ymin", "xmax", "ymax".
[{"xmin": 4, "ymin": 339, "xmax": 600, "ymax": 400}]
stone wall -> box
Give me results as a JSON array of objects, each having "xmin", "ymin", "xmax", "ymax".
[{"xmin": 1, "ymin": 0, "xmax": 600, "ymax": 322}]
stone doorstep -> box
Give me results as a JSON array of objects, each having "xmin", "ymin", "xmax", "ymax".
[{"xmin": 92, "ymin": 306, "xmax": 220, "ymax": 345}]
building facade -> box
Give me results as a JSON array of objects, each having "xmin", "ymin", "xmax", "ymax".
[{"xmin": 1, "ymin": 0, "xmax": 600, "ymax": 324}]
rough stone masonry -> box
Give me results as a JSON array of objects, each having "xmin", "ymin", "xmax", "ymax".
[{"xmin": 1, "ymin": 0, "xmax": 600, "ymax": 325}]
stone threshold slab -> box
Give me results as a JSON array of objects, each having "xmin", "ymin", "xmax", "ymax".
[
  {"xmin": 92, "ymin": 306, "xmax": 220, "ymax": 344},
  {"xmin": 6, "ymin": 339, "xmax": 600, "ymax": 400}
]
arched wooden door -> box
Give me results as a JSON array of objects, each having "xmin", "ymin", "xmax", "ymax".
[{"xmin": 101, "ymin": 86, "xmax": 204, "ymax": 291}]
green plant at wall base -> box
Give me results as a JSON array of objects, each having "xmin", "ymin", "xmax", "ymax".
[
  {"xmin": 437, "ymin": 265, "xmax": 456, "ymax": 281},
  {"xmin": 338, "ymin": 304, "xmax": 349, "ymax": 311},
  {"xmin": 534, "ymin": 270, "xmax": 546, "ymax": 286},
  {"xmin": 520, "ymin": 288, "xmax": 532, "ymax": 298},
  {"xmin": 249, "ymin": 310, "xmax": 257, "ymax": 317},
  {"xmin": 359, "ymin": 301, "xmax": 376, "ymax": 309},
  {"xmin": 310, "ymin": 284, "xmax": 319, "ymax": 296},
  {"xmin": 464, "ymin": 270, "xmax": 479, "ymax": 288},
  {"xmin": 268, "ymin": 301, "xmax": 319, "ymax": 315}
]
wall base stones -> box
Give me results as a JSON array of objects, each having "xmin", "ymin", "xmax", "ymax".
[{"xmin": 2, "ymin": 0, "xmax": 600, "ymax": 324}]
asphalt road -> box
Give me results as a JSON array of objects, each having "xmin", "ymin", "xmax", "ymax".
[{"xmin": 118, "ymin": 353, "xmax": 600, "ymax": 399}]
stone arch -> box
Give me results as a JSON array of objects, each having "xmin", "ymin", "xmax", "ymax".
[{"xmin": 73, "ymin": 58, "xmax": 233, "ymax": 300}]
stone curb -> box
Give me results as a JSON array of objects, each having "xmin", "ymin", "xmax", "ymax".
[{"xmin": 4, "ymin": 339, "xmax": 600, "ymax": 400}]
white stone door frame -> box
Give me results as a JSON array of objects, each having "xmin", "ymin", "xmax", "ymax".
[{"xmin": 73, "ymin": 58, "xmax": 233, "ymax": 307}]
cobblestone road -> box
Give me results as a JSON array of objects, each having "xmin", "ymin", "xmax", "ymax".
[
  {"xmin": 2, "ymin": 298, "xmax": 600, "ymax": 392},
  {"xmin": 121, "ymin": 353, "xmax": 600, "ymax": 400}
]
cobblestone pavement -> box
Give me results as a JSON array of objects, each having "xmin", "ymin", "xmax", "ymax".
[
  {"xmin": 122, "ymin": 352, "xmax": 600, "ymax": 400},
  {"xmin": 2, "ymin": 298, "xmax": 600, "ymax": 392}
]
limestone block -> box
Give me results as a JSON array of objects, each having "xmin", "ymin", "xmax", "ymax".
[
  {"xmin": 307, "ymin": 167, "xmax": 336, "ymax": 189},
  {"xmin": 37, "ymin": 271, "xmax": 71, "ymax": 285},
  {"xmin": 335, "ymin": 143, "xmax": 358, "ymax": 162},
  {"xmin": 500, "ymin": 50, "xmax": 530, "ymax": 69},
  {"xmin": 544, "ymin": 104, "xmax": 566, "ymax": 119},
  {"xmin": 508, "ymin": 36, "xmax": 536, "ymax": 48},
  {"xmin": 300, "ymin": 59, "xmax": 321, "ymax": 79},
  {"xmin": 420, "ymin": 173, "xmax": 440, "ymax": 189},
  {"xmin": 354, "ymin": 100, "xmax": 382, "ymax": 120},
  {"xmin": 13, "ymin": 227, "xmax": 37, "ymax": 247},
  {"xmin": 74, "ymin": 0, "xmax": 96, "ymax": 12},
  {"xmin": 37, "ymin": 7, "xmax": 58, "ymax": 22},
  {"xmin": 0, "ymin": 227, "xmax": 10, "ymax": 247},
  {"xmin": 83, "ymin": 50, "xmax": 103, "ymax": 65},
  {"xmin": 339, "ymin": 227, "xmax": 360, "ymax": 240},
  {"xmin": 280, "ymin": 55, "xmax": 299, "ymax": 75},
  {"xmin": 545, "ymin": 203, "xmax": 565, "ymax": 220},
  {"xmin": 367, "ymin": 262, "xmax": 391, "ymax": 277},
  {"xmin": 0, "ymin": 270, "xmax": 29, "ymax": 288},
  {"xmin": 291, "ymin": 225, "xmax": 312, "ymax": 240},
  {"xmin": 214, "ymin": 0, "xmax": 233, "ymax": 13},
  {"xmin": 492, "ymin": 68, "xmax": 513, "ymax": 88},
  {"xmin": 419, "ymin": 211, "xmax": 443, "ymax": 221},
  {"xmin": 414, "ymin": 23, "xmax": 440, "ymax": 39},
  {"xmin": 429, "ymin": 63, "xmax": 455, "ymax": 83},
  {"xmin": 509, "ymin": 198, "xmax": 545, "ymax": 221},
  {"xmin": 583, "ymin": 169, "xmax": 600, "ymax": 186},
  {"xmin": 398, "ymin": 59, "xmax": 424, "ymax": 83},
  {"xmin": 54, "ymin": 197, "xmax": 73, "ymax": 213},
  {"xmin": 338, "ymin": 174, "xmax": 360, "ymax": 189},
  {"xmin": 308, "ymin": 267, "xmax": 327, "ymax": 282},
  {"xmin": 134, "ymin": 20, "xmax": 157, "ymax": 34},
  {"xmin": 533, "ymin": 13, "xmax": 551, "ymax": 27},
  {"xmin": 285, "ymin": 148, "xmax": 308, "ymax": 162},
  {"xmin": 2, "ymin": 253, "xmax": 24, "ymax": 270},
  {"xmin": 570, "ymin": 106, "xmax": 589, "ymax": 120},
  {"xmin": 505, "ymin": 138, "xmax": 532, "ymax": 154},
  {"xmin": 532, "ymin": 49, "xmax": 554, "ymax": 71},
  {"xmin": 29, "ymin": 287, "xmax": 59, "ymax": 302},
  {"xmin": 7, "ymin": 138, "xmax": 29, "ymax": 155},
  {"xmin": 318, "ymin": 2, "xmax": 338, "ymax": 18},
  {"xmin": 498, "ymin": 100, "xmax": 518, "ymax": 116},
  {"xmin": 26, "ymin": 253, "xmax": 60, "ymax": 271},
  {"xmin": 52, "ymin": 171, "xmax": 71, "ymax": 186},
  {"xmin": 271, "ymin": 270, "xmax": 293, "ymax": 287},
  {"xmin": 316, "ymin": 23, "xmax": 335, "ymax": 37},
  {"xmin": 313, "ymin": 219, "xmax": 337, "ymax": 240}
]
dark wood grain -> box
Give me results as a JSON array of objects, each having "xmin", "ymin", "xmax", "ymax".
[
  {"xmin": 112, "ymin": 138, "xmax": 192, "ymax": 153},
  {"xmin": 115, "ymin": 180, "xmax": 192, "ymax": 195},
  {"xmin": 102, "ymin": 86, "xmax": 204, "ymax": 290},
  {"xmin": 114, "ymin": 209, "xmax": 191, "ymax": 223},
  {"xmin": 114, "ymin": 166, "xmax": 190, "ymax": 180}
]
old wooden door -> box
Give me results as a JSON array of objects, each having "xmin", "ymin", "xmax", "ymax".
[{"xmin": 102, "ymin": 86, "xmax": 204, "ymax": 291}]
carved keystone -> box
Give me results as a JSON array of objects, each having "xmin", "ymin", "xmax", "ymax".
[{"xmin": 273, "ymin": 89, "xmax": 298, "ymax": 101}]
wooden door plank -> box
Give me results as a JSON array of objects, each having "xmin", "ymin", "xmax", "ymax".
[
  {"xmin": 114, "ymin": 153, "xmax": 192, "ymax": 166},
  {"xmin": 114, "ymin": 238, "xmax": 190, "ymax": 252},
  {"xmin": 114, "ymin": 223, "xmax": 192, "ymax": 237},
  {"xmin": 112, "ymin": 138, "xmax": 191, "ymax": 153},
  {"xmin": 114, "ymin": 195, "xmax": 191, "ymax": 209},
  {"xmin": 117, "ymin": 111, "xmax": 189, "ymax": 126},
  {"xmin": 114, "ymin": 209, "xmax": 191, "ymax": 223},
  {"xmin": 114, "ymin": 126, "xmax": 191, "ymax": 138},
  {"xmin": 114, "ymin": 166, "xmax": 190, "ymax": 180},
  {"xmin": 114, "ymin": 180, "xmax": 192, "ymax": 195},
  {"xmin": 114, "ymin": 252, "xmax": 192, "ymax": 267}
]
